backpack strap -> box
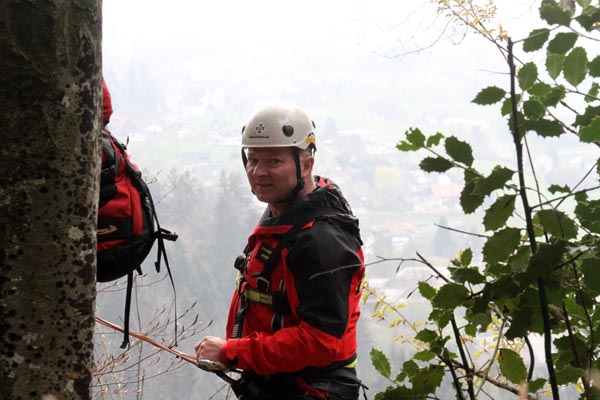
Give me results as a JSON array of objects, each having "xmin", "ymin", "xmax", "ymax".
[
  {"xmin": 146, "ymin": 190, "xmax": 179, "ymax": 345},
  {"xmin": 120, "ymin": 271, "xmax": 135, "ymax": 348}
]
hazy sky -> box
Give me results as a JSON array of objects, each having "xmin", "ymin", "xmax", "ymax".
[{"xmin": 103, "ymin": 1, "xmax": 542, "ymax": 134}]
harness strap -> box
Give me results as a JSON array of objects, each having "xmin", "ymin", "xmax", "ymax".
[{"xmin": 242, "ymin": 287, "xmax": 291, "ymax": 314}]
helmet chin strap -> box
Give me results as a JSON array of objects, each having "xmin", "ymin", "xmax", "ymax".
[{"xmin": 275, "ymin": 147, "xmax": 304, "ymax": 206}]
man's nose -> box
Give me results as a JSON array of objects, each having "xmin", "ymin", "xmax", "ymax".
[{"xmin": 251, "ymin": 161, "xmax": 269, "ymax": 176}]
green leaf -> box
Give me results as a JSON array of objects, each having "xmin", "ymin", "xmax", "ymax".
[
  {"xmin": 501, "ymin": 94, "xmax": 521, "ymax": 116},
  {"xmin": 396, "ymin": 141, "xmax": 420, "ymax": 151},
  {"xmin": 450, "ymin": 267, "xmax": 486, "ymax": 285},
  {"xmin": 523, "ymin": 28, "xmax": 550, "ymax": 52},
  {"xmin": 403, "ymin": 359, "xmax": 419, "ymax": 376},
  {"xmin": 472, "ymin": 86, "xmax": 506, "ymax": 105},
  {"xmin": 540, "ymin": 2, "xmax": 572, "ymax": 26},
  {"xmin": 432, "ymin": 283, "xmax": 469, "ymax": 309},
  {"xmin": 523, "ymin": 99, "xmax": 546, "ymax": 120},
  {"xmin": 528, "ymin": 378, "xmax": 547, "ymax": 393},
  {"xmin": 581, "ymin": 258, "xmax": 600, "ymax": 294},
  {"xmin": 524, "ymin": 241, "xmax": 567, "ymax": 283},
  {"xmin": 378, "ymin": 386, "xmax": 421, "ymax": 400},
  {"xmin": 548, "ymin": 184, "xmax": 570, "ymax": 194},
  {"xmin": 574, "ymin": 105, "xmax": 600, "ymax": 127},
  {"xmin": 460, "ymin": 179, "xmax": 485, "ymax": 214},
  {"xmin": 445, "ymin": 136, "xmax": 474, "ymax": 167},
  {"xmin": 415, "ymin": 329, "xmax": 438, "ymax": 343},
  {"xmin": 590, "ymin": 55, "xmax": 600, "ymax": 77},
  {"xmin": 411, "ymin": 365, "xmax": 444, "ymax": 394},
  {"xmin": 483, "ymin": 195, "xmax": 517, "ymax": 231},
  {"xmin": 505, "ymin": 305, "xmax": 534, "ymax": 339},
  {"xmin": 483, "ymin": 228, "xmax": 521, "ymax": 264},
  {"xmin": 555, "ymin": 366, "xmax": 585, "ymax": 385},
  {"xmin": 508, "ymin": 246, "xmax": 531, "ymax": 273},
  {"xmin": 464, "ymin": 324, "xmax": 476, "ymax": 337},
  {"xmin": 413, "ymin": 350, "xmax": 435, "ymax": 362},
  {"xmin": 563, "ymin": 296, "xmax": 587, "ymax": 321},
  {"xmin": 525, "ymin": 118, "xmax": 565, "ymax": 137},
  {"xmin": 487, "ymin": 276, "xmax": 521, "ymax": 301},
  {"xmin": 579, "ymin": 117, "xmax": 600, "ymax": 143},
  {"xmin": 585, "ymin": 82, "xmax": 599, "ymax": 103},
  {"xmin": 474, "ymin": 166, "xmax": 515, "ymax": 196},
  {"xmin": 546, "ymin": 53, "xmax": 565, "ymax": 80},
  {"xmin": 418, "ymin": 281, "xmax": 437, "ymax": 300},
  {"xmin": 419, "ymin": 157, "xmax": 454, "ymax": 173},
  {"xmin": 575, "ymin": 197, "xmax": 600, "ymax": 233},
  {"xmin": 460, "ymin": 248, "xmax": 473, "ymax": 266},
  {"xmin": 427, "ymin": 132, "xmax": 444, "ymax": 147},
  {"xmin": 564, "ymin": 47, "xmax": 588, "ymax": 87},
  {"xmin": 406, "ymin": 127, "xmax": 426, "ymax": 147},
  {"xmin": 370, "ymin": 348, "xmax": 391, "ymax": 379},
  {"xmin": 575, "ymin": 6, "xmax": 600, "ymax": 31},
  {"xmin": 498, "ymin": 348, "xmax": 527, "ymax": 384},
  {"xmin": 429, "ymin": 309, "xmax": 452, "ymax": 328},
  {"xmin": 547, "ymin": 32, "xmax": 578, "ymax": 54},
  {"xmin": 518, "ymin": 63, "xmax": 538, "ymax": 91},
  {"xmin": 541, "ymin": 85, "xmax": 566, "ymax": 107},
  {"xmin": 509, "ymin": 111, "xmax": 528, "ymax": 138},
  {"xmin": 528, "ymin": 82, "xmax": 552, "ymax": 97},
  {"xmin": 535, "ymin": 209, "xmax": 578, "ymax": 239}
]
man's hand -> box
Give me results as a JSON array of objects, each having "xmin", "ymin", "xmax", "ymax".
[{"xmin": 194, "ymin": 336, "xmax": 226, "ymax": 369}]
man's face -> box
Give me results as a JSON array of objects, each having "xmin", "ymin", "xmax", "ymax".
[{"xmin": 245, "ymin": 147, "xmax": 299, "ymax": 204}]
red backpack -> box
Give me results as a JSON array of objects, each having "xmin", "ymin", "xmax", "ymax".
[{"xmin": 98, "ymin": 128, "xmax": 178, "ymax": 348}]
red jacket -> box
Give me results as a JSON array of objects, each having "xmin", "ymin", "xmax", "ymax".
[{"xmin": 222, "ymin": 177, "xmax": 365, "ymax": 376}]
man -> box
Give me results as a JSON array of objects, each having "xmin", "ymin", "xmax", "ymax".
[{"xmin": 195, "ymin": 105, "xmax": 365, "ymax": 399}]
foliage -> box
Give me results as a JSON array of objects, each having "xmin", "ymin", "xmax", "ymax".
[{"xmin": 368, "ymin": 1, "xmax": 600, "ymax": 399}]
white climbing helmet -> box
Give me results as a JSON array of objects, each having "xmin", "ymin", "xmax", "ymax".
[{"xmin": 241, "ymin": 105, "xmax": 316, "ymax": 151}]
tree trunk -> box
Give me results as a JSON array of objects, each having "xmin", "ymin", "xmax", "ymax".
[{"xmin": 0, "ymin": 1, "xmax": 101, "ymax": 399}]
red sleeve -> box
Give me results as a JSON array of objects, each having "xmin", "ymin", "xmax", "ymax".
[{"xmin": 222, "ymin": 321, "xmax": 344, "ymax": 374}]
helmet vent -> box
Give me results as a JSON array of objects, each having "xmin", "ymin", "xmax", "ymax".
[{"xmin": 282, "ymin": 125, "xmax": 294, "ymax": 137}]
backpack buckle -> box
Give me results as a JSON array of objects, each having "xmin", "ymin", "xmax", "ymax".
[{"xmin": 234, "ymin": 254, "xmax": 246, "ymax": 272}]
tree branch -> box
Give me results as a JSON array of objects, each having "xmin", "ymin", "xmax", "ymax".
[{"xmin": 507, "ymin": 38, "xmax": 559, "ymax": 399}]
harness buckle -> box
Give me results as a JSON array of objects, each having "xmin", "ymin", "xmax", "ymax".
[{"xmin": 256, "ymin": 276, "xmax": 270, "ymax": 292}]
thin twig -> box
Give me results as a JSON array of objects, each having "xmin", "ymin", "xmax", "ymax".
[
  {"xmin": 450, "ymin": 359, "xmax": 537, "ymax": 399},
  {"xmin": 474, "ymin": 318, "xmax": 507, "ymax": 398},
  {"xmin": 416, "ymin": 252, "xmax": 450, "ymax": 283},
  {"xmin": 434, "ymin": 224, "xmax": 489, "ymax": 239},
  {"xmin": 451, "ymin": 318, "xmax": 476, "ymax": 399}
]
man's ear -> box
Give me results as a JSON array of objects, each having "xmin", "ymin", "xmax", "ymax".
[{"xmin": 301, "ymin": 155, "xmax": 314, "ymax": 178}]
